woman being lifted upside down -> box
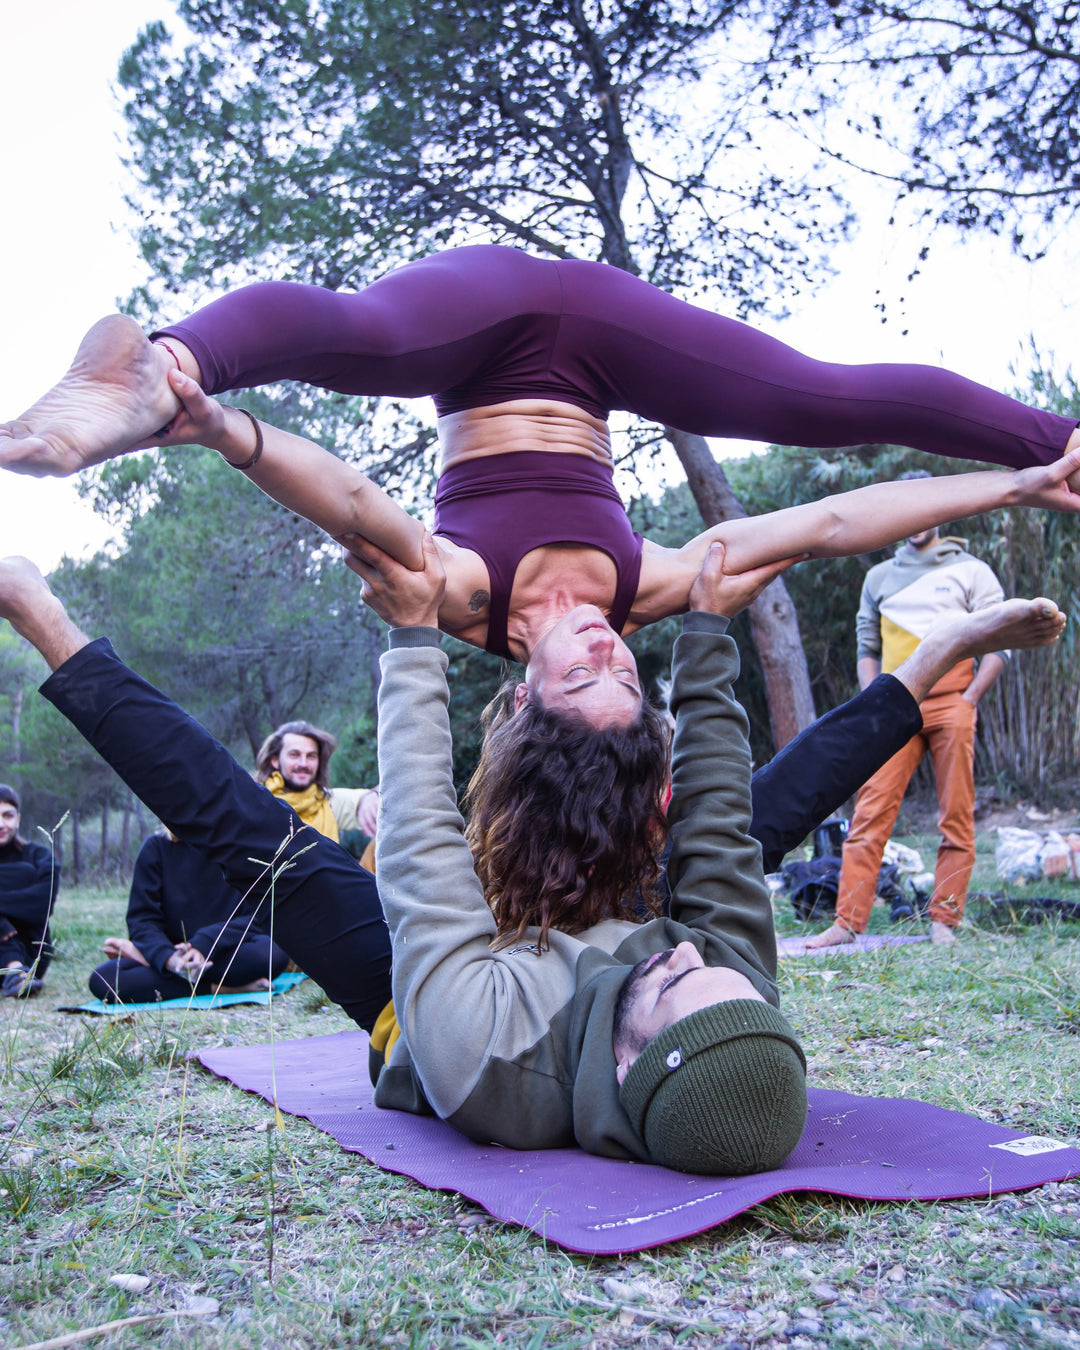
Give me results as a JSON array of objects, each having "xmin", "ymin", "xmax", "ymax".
[{"xmin": 2, "ymin": 245, "xmax": 1078, "ymax": 743}]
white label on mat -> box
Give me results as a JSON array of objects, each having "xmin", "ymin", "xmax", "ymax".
[
  {"xmin": 586, "ymin": 1191, "xmax": 726, "ymax": 1230},
  {"xmin": 990, "ymin": 1136, "xmax": 1071, "ymax": 1156}
]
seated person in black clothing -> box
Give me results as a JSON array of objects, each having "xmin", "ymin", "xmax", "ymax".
[
  {"xmin": 89, "ymin": 830, "xmax": 290, "ymax": 1003},
  {"xmin": 0, "ymin": 783, "xmax": 61, "ymax": 998}
]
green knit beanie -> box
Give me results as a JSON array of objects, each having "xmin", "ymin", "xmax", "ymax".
[{"xmin": 619, "ymin": 999, "xmax": 808, "ymax": 1175}]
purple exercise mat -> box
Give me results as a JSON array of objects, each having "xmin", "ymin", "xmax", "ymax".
[{"xmin": 198, "ymin": 1031, "xmax": 1080, "ymax": 1255}]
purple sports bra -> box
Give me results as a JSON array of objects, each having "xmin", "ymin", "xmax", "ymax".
[{"xmin": 433, "ymin": 450, "xmax": 644, "ymax": 659}]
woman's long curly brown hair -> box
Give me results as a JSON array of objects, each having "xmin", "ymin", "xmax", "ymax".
[{"xmin": 464, "ymin": 681, "xmax": 672, "ymax": 949}]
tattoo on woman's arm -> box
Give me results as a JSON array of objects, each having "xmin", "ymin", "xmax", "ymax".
[{"xmin": 469, "ymin": 589, "xmax": 490, "ymax": 613}]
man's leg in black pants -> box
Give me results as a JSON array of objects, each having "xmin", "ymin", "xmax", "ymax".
[
  {"xmin": 750, "ymin": 676, "xmax": 921, "ymax": 875},
  {"xmin": 40, "ymin": 637, "xmax": 391, "ymax": 1031},
  {"xmin": 89, "ymin": 956, "xmax": 193, "ymax": 1003}
]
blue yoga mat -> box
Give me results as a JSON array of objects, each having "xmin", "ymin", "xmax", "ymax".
[{"xmin": 58, "ymin": 970, "xmax": 307, "ymax": 1015}]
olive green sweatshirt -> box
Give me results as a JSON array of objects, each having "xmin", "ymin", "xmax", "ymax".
[{"xmin": 372, "ymin": 613, "xmax": 781, "ymax": 1161}]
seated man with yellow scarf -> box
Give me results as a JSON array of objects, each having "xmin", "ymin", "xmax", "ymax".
[{"xmin": 254, "ymin": 720, "xmax": 379, "ymax": 857}]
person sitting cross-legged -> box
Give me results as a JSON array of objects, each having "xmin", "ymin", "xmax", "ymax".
[
  {"xmin": 88, "ymin": 829, "xmax": 291, "ymax": 1003},
  {"xmin": 0, "ymin": 783, "xmax": 61, "ymax": 998}
]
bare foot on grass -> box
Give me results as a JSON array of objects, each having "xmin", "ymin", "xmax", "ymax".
[
  {"xmin": 0, "ymin": 316, "xmax": 180, "ymax": 477},
  {"xmin": 930, "ymin": 921, "xmax": 956, "ymax": 946},
  {"xmin": 804, "ymin": 922, "xmax": 856, "ymax": 949}
]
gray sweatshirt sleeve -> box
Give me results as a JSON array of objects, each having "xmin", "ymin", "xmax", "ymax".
[
  {"xmin": 855, "ymin": 573, "xmax": 882, "ymax": 662},
  {"xmin": 374, "ymin": 635, "xmax": 529, "ymax": 1119},
  {"xmin": 664, "ymin": 612, "xmax": 778, "ymax": 988}
]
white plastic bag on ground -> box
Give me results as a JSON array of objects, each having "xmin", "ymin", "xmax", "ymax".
[
  {"xmin": 1069, "ymin": 835, "xmax": 1080, "ymax": 883},
  {"xmin": 1039, "ymin": 831, "xmax": 1072, "ymax": 879},
  {"xmin": 882, "ymin": 840, "xmax": 925, "ymax": 874},
  {"xmin": 996, "ymin": 826, "xmax": 1044, "ymax": 884}
]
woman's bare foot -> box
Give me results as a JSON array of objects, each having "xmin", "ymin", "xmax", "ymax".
[
  {"xmin": 1066, "ymin": 428, "xmax": 1080, "ymax": 494},
  {"xmin": 930, "ymin": 921, "xmax": 956, "ymax": 945},
  {"xmin": 0, "ymin": 316, "xmax": 181, "ymax": 477},
  {"xmin": 804, "ymin": 921, "xmax": 856, "ymax": 949}
]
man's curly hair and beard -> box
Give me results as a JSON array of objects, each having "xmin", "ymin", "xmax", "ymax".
[{"xmin": 464, "ymin": 680, "xmax": 672, "ymax": 949}]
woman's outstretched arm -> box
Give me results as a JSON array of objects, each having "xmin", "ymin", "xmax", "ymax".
[
  {"xmin": 677, "ymin": 452, "xmax": 1080, "ymax": 576},
  {"xmin": 163, "ymin": 368, "xmax": 427, "ymax": 570}
]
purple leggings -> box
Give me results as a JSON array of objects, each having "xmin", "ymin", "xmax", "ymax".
[{"xmin": 157, "ymin": 245, "xmax": 1076, "ymax": 469}]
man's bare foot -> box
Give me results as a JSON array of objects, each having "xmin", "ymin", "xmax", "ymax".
[
  {"xmin": 0, "ymin": 556, "xmax": 90, "ymax": 671},
  {"xmin": 896, "ymin": 598, "xmax": 1066, "ymax": 704},
  {"xmin": 0, "ymin": 557, "xmax": 63, "ymax": 635},
  {"xmin": 927, "ymin": 597, "xmax": 1064, "ymax": 661},
  {"xmin": 0, "ymin": 317, "xmax": 180, "ymax": 477},
  {"xmin": 102, "ymin": 936, "xmax": 149, "ymax": 966},
  {"xmin": 930, "ymin": 921, "xmax": 956, "ymax": 946},
  {"xmin": 804, "ymin": 922, "xmax": 857, "ymax": 949},
  {"xmin": 211, "ymin": 977, "xmax": 272, "ymax": 995}
]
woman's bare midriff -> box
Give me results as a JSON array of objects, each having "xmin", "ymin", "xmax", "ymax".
[
  {"xmin": 438, "ymin": 399, "xmax": 613, "ymax": 469},
  {"xmin": 433, "ymin": 401, "xmax": 689, "ymax": 654}
]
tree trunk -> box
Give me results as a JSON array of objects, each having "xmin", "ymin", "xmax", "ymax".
[
  {"xmin": 664, "ymin": 427, "xmax": 816, "ymax": 750},
  {"xmin": 72, "ymin": 810, "xmax": 82, "ymax": 887},
  {"xmin": 11, "ymin": 681, "xmax": 23, "ymax": 763},
  {"xmin": 100, "ymin": 801, "xmax": 109, "ymax": 877},
  {"xmin": 260, "ymin": 661, "xmax": 284, "ymax": 728},
  {"xmin": 121, "ymin": 797, "xmax": 132, "ymax": 877}
]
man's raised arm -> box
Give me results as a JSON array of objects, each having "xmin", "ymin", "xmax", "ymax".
[
  {"xmin": 351, "ymin": 536, "xmax": 517, "ymax": 1120},
  {"xmin": 665, "ymin": 547, "xmax": 800, "ymax": 988}
]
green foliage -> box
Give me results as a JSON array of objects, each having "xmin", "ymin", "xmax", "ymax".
[
  {"xmin": 0, "ymin": 624, "xmax": 45, "ymax": 775},
  {"xmin": 118, "ymin": 0, "xmax": 849, "ymax": 312},
  {"xmin": 769, "ymin": 2, "xmax": 1080, "ymax": 251},
  {"xmin": 56, "ymin": 446, "xmax": 383, "ymax": 762}
]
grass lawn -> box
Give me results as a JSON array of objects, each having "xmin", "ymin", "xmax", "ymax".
[{"xmin": 2, "ymin": 836, "xmax": 1079, "ymax": 1350}]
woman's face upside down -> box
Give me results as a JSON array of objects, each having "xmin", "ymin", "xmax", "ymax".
[{"xmin": 517, "ymin": 605, "xmax": 643, "ymax": 730}]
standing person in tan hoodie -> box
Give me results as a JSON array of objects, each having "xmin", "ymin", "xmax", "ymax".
[{"xmin": 809, "ymin": 471, "xmax": 1012, "ymax": 949}]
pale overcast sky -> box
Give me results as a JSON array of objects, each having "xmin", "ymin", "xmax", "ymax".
[{"xmin": 2, "ymin": 4, "xmax": 1077, "ymax": 571}]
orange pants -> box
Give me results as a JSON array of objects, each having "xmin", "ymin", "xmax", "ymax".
[{"xmin": 835, "ymin": 691, "xmax": 977, "ymax": 932}]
